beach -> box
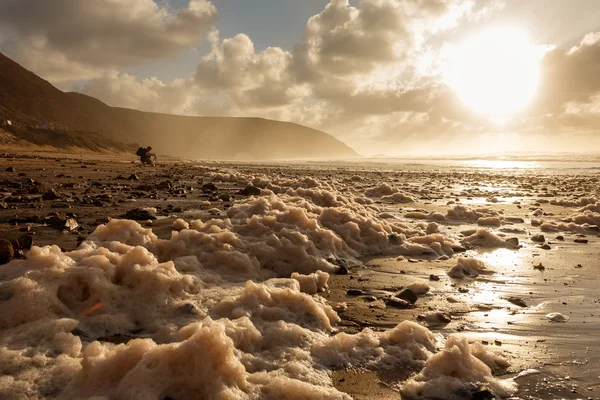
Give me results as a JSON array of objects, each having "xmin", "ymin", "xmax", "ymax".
[{"xmin": 1, "ymin": 151, "xmax": 599, "ymax": 399}]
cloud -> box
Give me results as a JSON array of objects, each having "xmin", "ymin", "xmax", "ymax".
[
  {"xmin": 531, "ymin": 32, "xmax": 600, "ymax": 113},
  {"xmin": 0, "ymin": 0, "xmax": 217, "ymax": 82},
  {"xmin": 194, "ymin": 32, "xmax": 305, "ymax": 109},
  {"xmin": 80, "ymin": 71, "xmax": 201, "ymax": 116}
]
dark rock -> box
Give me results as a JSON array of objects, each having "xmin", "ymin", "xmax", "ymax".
[
  {"xmin": 556, "ymin": 235, "xmax": 565, "ymax": 241},
  {"xmin": 201, "ymin": 183, "xmax": 218, "ymax": 192},
  {"xmin": 507, "ymin": 296, "xmax": 528, "ymax": 307},
  {"xmin": 0, "ymin": 240, "xmax": 14, "ymax": 264},
  {"xmin": 533, "ymin": 263, "xmax": 545, "ymax": 270},
  {"xmin": 395, "ymin": 288, "xmax": 418, "ymax": 304},
  {"xmin": 219, "ymin": 194, "xmax": 233, "ymax": 202},
  {"xmin": 384, "ymin": 297, "xmax": 411, "ymax": 309},
  {"xmin": 51, "ymin": 201, "xmax": 71, "ymax": 208},
  {"xmin": 335, "ymin": 265, "xmax": 349, "ymax": 275},
  {"xmin": 4, "ymin": 166, "xmax": 16, "ymax": 172},
  {"xmin": 574, "ymin": 239, "xmax": 588, "ymax": 244},
  {"xmin": 238, "ymin": 185, "xmax": 261, "ymax": 196},
  {"xmin": 346, "ymin": 289, "xmax": 363, "ymax": 296},
  {"xmin": 472, "ymin": 388, "xmax": 496, "ymax": 400},
  {"xmin": 45, "ymin": 216, "xmax": 79, "ymax": 231},
  {"xmin": 10, "ymin": 235, "xmax": 33, "ymax": 251},
  {"xmin": 42, "ymin": 189, "xmax": 60, "ymax": 200},
  {"xmin": 123, "ymin": 208, "xmax": 157, "ymax": 220},
  {"xmin": 505, "ymin": 237, "xmax": 520, "ymax": 247},
  {"xmin": 429, "ymin": 274, "xmax": 440, "ymax": 281},
  {"xmin": 128, "ymin": 174, "xmax": 140, "ymax": 181},
  {"xmin": 156, "ymin": 181, "xmax": 173, "ymax": 190},
  {"xmin": 540, "ymin": 244, "xmax": 551, "ymax": 250},
  {"xmin": 531, "ymin": 234, "xmax": 545, "ymax": 243}
]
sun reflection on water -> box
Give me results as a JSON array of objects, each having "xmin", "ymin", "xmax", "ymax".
[
  {"xmin": 464, "ymin": 160, "xmax": 540, "ymax": 169},
  {"xmin": 476, "ymin": 248, "xmax": 525, "ymax": 270}
]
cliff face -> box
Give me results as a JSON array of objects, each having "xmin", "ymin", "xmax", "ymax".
[{"xmin": 0, "ymin": 53, "xmax": 359, "ymax": 159}]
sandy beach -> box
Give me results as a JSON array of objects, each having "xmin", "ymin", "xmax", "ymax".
[{"xmin": 1, "ymin": 151, "xmax": 599, "ymax": 400}]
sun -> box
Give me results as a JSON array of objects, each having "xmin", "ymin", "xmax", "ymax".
[{"xmin": 445, "ymin": 28, "xmax": 540, "ymax": 119}]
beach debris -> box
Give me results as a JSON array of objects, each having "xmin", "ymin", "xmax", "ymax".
[
  {"xmin": 82, "ymin": 301, "xmax": 104, "ymax": 316},
  {"xmin": 533, "ymin": 263, "xmax": 545, "ymax": 271},
  {"xmin": 507, "ymin": 297, "xmax": 528, "ymax": 307},
  {"xmin": 546, "ymin": 312, "xmax": 569, "ymax": 322}
]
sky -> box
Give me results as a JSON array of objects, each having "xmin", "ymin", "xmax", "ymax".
[{"xmin": 1, "ymin": 0, "xmax": 600, "ymax": 157}]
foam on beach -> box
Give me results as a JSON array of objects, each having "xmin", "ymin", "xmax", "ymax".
[{"xmin": 0, "ymin": 168, "xmax": 533, "ymax": 399}]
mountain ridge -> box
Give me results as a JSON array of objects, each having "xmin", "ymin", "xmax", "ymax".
[{"xmin": 0, "ymin": 52, "xmax": 360, "ymax": 159}]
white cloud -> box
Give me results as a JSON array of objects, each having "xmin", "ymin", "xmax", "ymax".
[
  {"xmin": 0, "ymin": 0, "xmax": 217, "ymax": 82},
  {"xmin": 80, "ymin": 71, "xmax": 201, "ymax": 116}
]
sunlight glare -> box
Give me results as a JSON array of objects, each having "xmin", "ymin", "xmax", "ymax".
[{"xmin": 445, "ymin": 28, "xmax": 540, "ymax": 118}]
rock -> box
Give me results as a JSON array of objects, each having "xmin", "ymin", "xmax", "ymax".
[
  {"xmin": 540, "ymin": 244, "xmax": 551, "ymax": 250},
  {"xmin": 417, "ymin": 311, "xmax": 452, "ymax": 327},
  {"xmin": 556, "ymin": 235, "xmax": 565, "ymax": 241},
  {"xmin": 45, "ymin": 216, "xmax": 79, "ymax": 231},
  {"xmin": 4, "ymin": 166, "xmax": 16, "ymax": 172},
  {"xmin": 394, "ymin": 288, "xmax": 418, "ymax": 304},
  {"xmin": 574, "ymin": 239, "xmax": 588, "ymax": 244},
  {"xmin": 51, "ymin": 201, "xmax": 71, "ymax": 208},
  {"xmin": 429, "ymin": 274, "xmax": 440, "ymax": 281},
  {"xmin": 10, "ymin": 234, "xmax": 33, "ymax": 251},
  {"xmin": 472, "ymin": 388, "xmax": 496, "ymax": 400},
  {"xmin": 124, "ymin": 208, "xmax": 157, "ymax": 220},
  {"xmin": 335, "ymin": 265, "xmax": 349, "ymax": 275},
  {"xmin": 219, "ymin": 194, "xmax": 233, "ymax": 202},
  {"xmin": 505, "ymin": 237, "xmax": 520, "ymax": 247},
  {"xmin": 0, "ymin": 201, "xmax": 8, "ymax": 210},
  {"xmin": 95, "ymin": 216, "xmax": 112, "ymax": 225},
  {"xmin": 42, "ymin": 189, "xmax": 60, "ymax": 200},
  {"xmin": 0, "ymin": 240, "xmax": 14, "ymax": 264},
  {"xmin": 202, "ymin": 183, "xmax": 218, "ymax": 192},
  {"xmin": 346, "ymin": 289, "xmax": 363, "ymax": 296},
  {"xmin": 384, "ymin": 296, "xmax": 411, "ymax": 309},
  {"xmin": 531, "ymin": 234, "xmax": 545, "ymax": 243},
  {"xmin": 239, "ymin": 185, "xmax": 261, "ymax": 196},
  {"xmin": 507, "ymin": 296, "xmax": 528, "ymax": 307},
  {"xmin": 128, "ymin": 174, "xmax": 140, "ymax": 181},
  {"xmin": 156, "ymin": 181, "xmax": 173, "ymax": 190},
  {"xmin": 533, "ymin": 263, "xmax": 545, "ymax": 270}
]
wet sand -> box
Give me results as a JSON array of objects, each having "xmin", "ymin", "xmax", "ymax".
[{"xmin": 1, "ymin": 151, "xmax": 599, "ymax": 399}]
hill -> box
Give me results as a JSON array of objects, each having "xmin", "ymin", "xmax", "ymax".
[{"xmin": 0, "ymin": 53, "xmax": 359, "ymax": 159}]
